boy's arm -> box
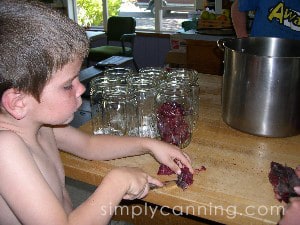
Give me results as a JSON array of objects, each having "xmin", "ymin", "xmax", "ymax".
[
  {"xmin": 0, "ymin": 131, "xmax": 151, "ymax": 225},
  {"xmin": 54, "ymin": 125, "xmax": 193, "ymax": 174},
  {"xmin": 231, "ymin": 0, "xmax": 249, "ymax": 38}
]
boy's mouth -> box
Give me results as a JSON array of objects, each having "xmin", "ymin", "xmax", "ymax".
[{"xmin": 76, "ymin": 98, "xmax": 83, "ymax": 110}]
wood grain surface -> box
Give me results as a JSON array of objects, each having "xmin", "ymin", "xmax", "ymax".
[{"xmin": 61, "ymin": 73, "xmax": 300, "ymax": 225}]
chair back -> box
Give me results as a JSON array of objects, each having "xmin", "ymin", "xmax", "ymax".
[{"xmin": 106, "ymin": 16, "xmax": 136, "ymax": 42}]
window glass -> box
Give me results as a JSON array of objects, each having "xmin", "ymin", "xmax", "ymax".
[
  {"xmin": 119, "ymin": 0, "xmax": 155, "ymax": 31},
  {"xmin": 127, "ymin": 0, "xmax": 195, "ymax": 31},
  {"xmin": 75, "ymin": 0, "xmax": 196, "ymax": 32},
  {"xmin": 76, "ymin": 0, "xmax": 104, "ymax": 27}
]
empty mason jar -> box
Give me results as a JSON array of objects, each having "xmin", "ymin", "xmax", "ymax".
[
  {"xmin": 90, "ymin": 76, "xmax": 114, "ymax": 135},
  {"xmin": 128, "ymin": 76, "xmax": 159, "ymax": 138},
  {"xmin": 102, "ymin": 86, "xmax": 138, "ymax": 136},
  {"xmin": 165, "ymin": 68, "xmax": 199, "ymax": 85},
  {"xmin": 104, "ymin": 67, "xmax": 133, "ymax": 84},
  {"xmin": 138, "ymin": 67, "xmax": 166, "ymax": 85},
  {"xmin": 156, "ymin": 82, "xmax": 193, "ymax": 148}
]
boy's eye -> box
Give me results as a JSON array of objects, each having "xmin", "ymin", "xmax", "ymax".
[{"xmin": 64, "ymin": 84, "xmax": 73, "ymax": 90}]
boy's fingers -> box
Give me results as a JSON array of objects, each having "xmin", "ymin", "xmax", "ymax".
[
  {"xmin": 147, "ymin": 176, "xmax": 163, "ymax": 187},
  {"xmin": 294, "ymin": 186, "xmax": 300, "ymax": 195},
  {"xmin": 135, "ymin": 183, "xmax": 149, "ymax": 199},
  {"xmin": 167, "ymin": 158, "xmax": 182, "ymax": 174},
  {"xmin": 123, "ymin": 183, "xmax": 149, "ymax": 200},
  {"xmin": 177, "ymin": 153, "xmax": 194, "ymax": 174},
  {"xmin": 182, "ymin": 152, "xmax": 192, "ymax": 163},
  {"xmin": 289, "ymin": 196, "xmax": 300, "ymax": 203}
]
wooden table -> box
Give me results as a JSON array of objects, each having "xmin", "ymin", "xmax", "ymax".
[{"xmin": 61, "ymin": 73, "xmax": 300, "ymax": 225}]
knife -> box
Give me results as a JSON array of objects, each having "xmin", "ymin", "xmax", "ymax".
[{"xmin": 149, "ymin": 180, "xmax": 177, "ymax": 190}]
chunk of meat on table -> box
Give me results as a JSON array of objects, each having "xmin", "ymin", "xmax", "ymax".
[{"xmin": 268, "ymin": 161, "xmax": 300, "ymax": 203}]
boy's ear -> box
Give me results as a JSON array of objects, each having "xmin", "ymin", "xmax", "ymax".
[{"xmin": 1, "ymin": 88, "xmax": 28, "ymax": 120}]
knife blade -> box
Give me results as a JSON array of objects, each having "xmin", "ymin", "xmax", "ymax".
[{"xmin": 149, "ymin": 180, "xmax": 177, "ymax": 190}]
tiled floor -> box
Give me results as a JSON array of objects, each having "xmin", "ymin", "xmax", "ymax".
[{"xmin": 65, "ymin": 177, "xmax": 96, "ymax": 207}]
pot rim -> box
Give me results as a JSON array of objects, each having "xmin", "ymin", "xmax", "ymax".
[{"xmin": 219, "ymin": 37, "xmax": 300, "ymax": 59}]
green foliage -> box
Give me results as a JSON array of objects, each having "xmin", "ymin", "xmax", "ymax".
[
  {"xmin": 77, "ymin": 0, "xmax": 122, "ymax": 27},
  {"xmin": 108, "ymin": 0, "xmax": 122, "ymax": 17}
]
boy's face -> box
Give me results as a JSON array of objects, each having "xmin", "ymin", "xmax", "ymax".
[{"xmin": 30, "ymin": 58, "xmax": 86, "ymax": 125}]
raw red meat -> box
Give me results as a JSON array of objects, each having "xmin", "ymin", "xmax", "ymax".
[
  {"xmin": 157, "ymin": 162, "xmax": 194, "ymax": 190},
  {"xmin": 268, "ymin": 161, "xmax": 300, "ymax": 203},
  {"xmin": 156, "ymin": 101, "xmax": 191, "ymax": 147},
  {"xmin": 157, "ymin": 163, "xmax": 175, "ymax": 175},
  {"xmin": 176, "ymin": 166, "xmax": 194, "ymax": 190},
  {"xmin": 195, "ymin": 165, "xmax": 207, "ymax": 172},
  {"xmin": 157, "ymin": 160, "xmax": 207, "ymax": 190}
]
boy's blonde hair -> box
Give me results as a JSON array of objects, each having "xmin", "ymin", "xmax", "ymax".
[{"xmin": 0, "ymin": 0, "xmax": 89, "ymax": 102}]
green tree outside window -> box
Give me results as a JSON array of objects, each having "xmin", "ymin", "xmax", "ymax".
[{"xmin": 77, "ymin": 0, "xmax": 122, "ymax": 27}]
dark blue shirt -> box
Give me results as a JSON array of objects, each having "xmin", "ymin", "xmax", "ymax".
[{"xmin": 239, "ymin": 0, "xmax": 300, "ymax": 40}]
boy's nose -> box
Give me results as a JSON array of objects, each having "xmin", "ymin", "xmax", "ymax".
[{"xmin": 77, "ymin": 82, "xmax": 86, "ymax": 97}]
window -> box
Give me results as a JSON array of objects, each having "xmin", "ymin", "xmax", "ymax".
[{"xmin": 73, "ymin": 0, "xmax": 197, "ymax": 32}]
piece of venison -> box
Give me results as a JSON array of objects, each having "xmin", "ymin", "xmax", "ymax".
[
  {"xmin": 268, "ymin": 161, "xmax": 300, "ymax": 203},
  {"xmin": 157, "ymin": 163, "xmax": 194, "ymax": 190}
]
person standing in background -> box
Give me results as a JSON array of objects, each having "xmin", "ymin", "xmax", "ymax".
[{"xmin": 231, "ymin": 0, "xmax": 300, "ymax": 39}]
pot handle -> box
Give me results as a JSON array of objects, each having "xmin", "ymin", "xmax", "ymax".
[{"xmin": 217, "ymin": 38, "xmax": 234, "ymax": 51}]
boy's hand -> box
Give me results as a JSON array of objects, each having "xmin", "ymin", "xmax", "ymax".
[
  {"xmin": 108, "ymin": 167, "xmax": 163, "ymax": 200},
  {"xmin": 278, "ymin": 187, "xmax": 300, "ymax": 225},
  {"xmin": 278, "ymin": 166, "xmax": 300, "ymax": 225},
  {"xmin": 144, "ymin": 139, "xmax": 194, "ymax": 175}
]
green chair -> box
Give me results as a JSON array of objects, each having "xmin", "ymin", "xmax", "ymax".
[{"xmin": 87, "ymin": 16, "xmax": 138, "ymax": 70}]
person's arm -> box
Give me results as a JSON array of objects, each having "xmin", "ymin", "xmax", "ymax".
[
  {"xmin": 278, "ymin": 187, "xmax": 300, "ymax": 225},
  {"xmin": 54, "ymin": 125, "xmax": 193, "ymax": 174},
  {"xmin": 231, "ymin": 0, "xmax": 249, "ymax": 38},
  {"xmin": 0, "ymin": 131, "xmax": 155, "ymax": 225},
  {"xmin": 278, "ymin": 166, "xmax": 300, "ymax": 225}
]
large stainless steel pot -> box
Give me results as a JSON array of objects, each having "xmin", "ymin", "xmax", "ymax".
[{"xmin": 218, "ymin": 37, "xmax": 300, "ymax": 137}]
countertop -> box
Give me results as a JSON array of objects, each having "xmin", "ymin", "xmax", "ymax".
[
  {"xmin": 60, "ymin": 73, "xmax": 300, "ymax": 225},
  {"xmin": 175, "ymin": 29, "xmax": 235, "ymax": 41}
]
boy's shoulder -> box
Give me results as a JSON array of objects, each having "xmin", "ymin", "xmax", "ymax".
[
  {"xmin": 0, "ymin": 130, "xmax": 29, "ymax": 157},
  {"xmin": 0, "ymin": 130, "xmax": 25, "ymax": 143}
]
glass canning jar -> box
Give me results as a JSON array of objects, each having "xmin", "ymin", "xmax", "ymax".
[
  {"xmin": 104, "ymin": 67, "xmax": 133, "ymax": 85},
  {"xmin": 101, "ymin": 85, "xmax": 138, "ymax": 136},
  {"xmin": 138, "ymin": 67, "xmax": 167, "ymax": 85},
  {"xmin": 90, "ymin": 76, "xmax": 114, "ymax": 135},
  {"xmin": 155, "ymin": 82, "xmax": 193, "ymax": 148},
  {"xmin": 128, "ymin": 77, "xmax": 159, "ymax": 138},
  {"xmin": 165, "ymin": 69, "xmax": 200, "ymax": 130},
  {"xmin": 165, "ymin": 68, "xmax": 199, "ymax": 85}
]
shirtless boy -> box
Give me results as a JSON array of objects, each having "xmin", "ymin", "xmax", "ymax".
[{"xmin": 0, "ymin": 1, "xmax": 193, "ymax": 224}]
